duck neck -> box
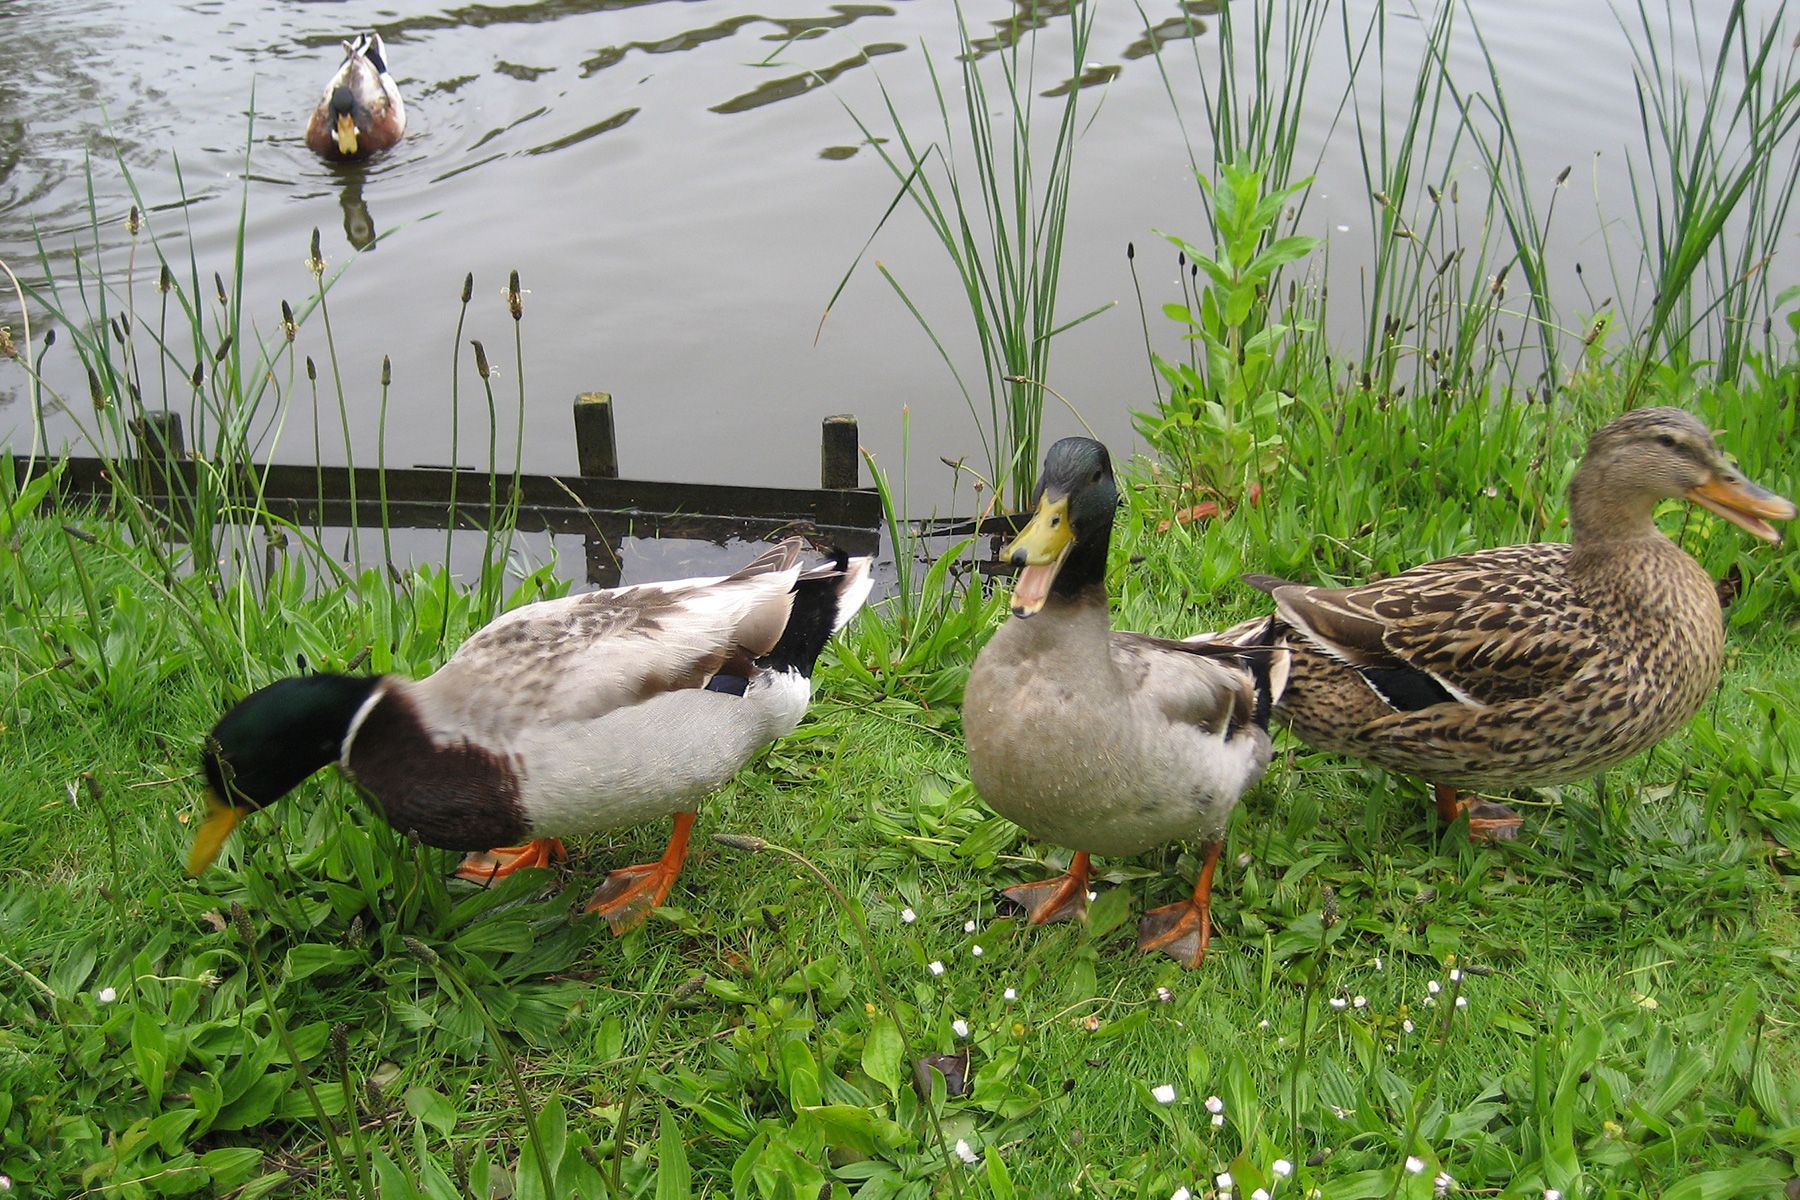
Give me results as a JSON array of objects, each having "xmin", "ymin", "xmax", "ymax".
[
  {"xmin": 1567, "ymin": 466, "xmax": 1663, "ymax": 549},
  {"xmin": 1049, "ymin": 518, "xmax": 1113, "ymax": 606}
]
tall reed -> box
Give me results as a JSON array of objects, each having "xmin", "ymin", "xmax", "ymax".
[{"xmin": 829, "ymin": 3, "xmax": 1110, "ymax": 510}]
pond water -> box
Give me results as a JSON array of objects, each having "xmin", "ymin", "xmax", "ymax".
[{"xmin": 1, "ymin": 0, "xmax": 1789, "ymax": 582}]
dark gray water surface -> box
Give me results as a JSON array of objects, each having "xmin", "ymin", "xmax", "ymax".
[{"xmin": 1, "ymin": 0, "xmax": 1791, "ymax": 580}]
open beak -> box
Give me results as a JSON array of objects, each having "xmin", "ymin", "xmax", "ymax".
[
  {"xmin": 335, "ymin": 113, "xmax": 360, "ymax": 156},
  {"xmin": 187, "ymin": 787, "xmax": 243, "ymax": 876},
  {"xmin": 1687, "ymin": 473, "xmax": 1795, "ymax": 543},
  {"xmin": 1005, "ymin": 493, "xmax": 1074, "ymax": 617}
]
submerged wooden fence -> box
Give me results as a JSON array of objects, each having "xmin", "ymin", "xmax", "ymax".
[{"xmin": 11, "ymin": 393, "xmax": 881, "ymax": 587}]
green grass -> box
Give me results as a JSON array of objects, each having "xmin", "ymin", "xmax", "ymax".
[
  {"xmin": 2, "ymin": 376, "xmax": 1797, "ymax": 1196},
  {"xmin": 5, "ymin": 1, "xmax": 1800, "ymax": 1194}
]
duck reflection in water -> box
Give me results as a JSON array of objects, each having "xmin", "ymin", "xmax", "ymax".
[{"xmin": 337, "ymin": 169, "xmax": 377, "ymax": 250}]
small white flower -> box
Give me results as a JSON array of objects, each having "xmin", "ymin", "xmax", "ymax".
[
  {"xmin": 1449, "ymin": 968, "xmax": 1462, "ymax": 982},
  {"xmin": 1423, "ymin": 996, "xmax": 1436, "ymax": 1007},
  {"xmin": 1427, "ymin": 980, "xmax": 1441, "ymax": 995},
  {"xmin": 971, "ymin": 944, "xmax": 984, "ymax": 957},
  {"xmin": 1211, "ymin": 1113, "xmax": 1226, "ymax": 1127},
  {"xmin": 901, "ymin": 907, "xmax": 917, "ymax": 924},
  {"xmin": 1152, "ymin": 1083, "xmax": 1178, "ymax": 1104},
  {"xmin": 953, "ymin": 1138, "xmax": 979, "ymax": 1165},
  {"xmin": 1172, "ymin": 1189, "xmax": 1193, "ymax": 1200},
  {"xmin": 1455, "ymin": 995, "xmax": 1468, "ymax": 1008},
  {"xmin": 1405, "ymin": 1156, "xmax": 1426, "ymax": 1174},
  {"xmin": 1216, "ymin": 1172, "xmax": 1234, "ymax": 1188},
  {"xmin": 1544, "ymin": 1191, "xmax": 1563, "ymax": 1200},
  {"xmin": 1330, "ymin": 1105, "xmax": 1350, "ymax": 1119},
  {"xmin": 1374, "ymin": 955, "xmax": 1384, "ymax": 971},
  {"xmin": 1353, "ymin": 995, "xmax": 1368, "ymax": 1008},
  {"xmin": 1329, "ymin": 996, "xmax": 1347, "ymax": 1009},
  {"xmin": 964, "ymin": 919, "xmax": 977, "ymax": 933},
  {"xmin": 1434, "ymin": 1170, "xmax": 1454, "ymax": 1196},
  {"xmin": 1003, "ymin": 986, "xmax": 1017, "ymax": 1001},
  {"xmin": 97, "ymin": 986, "xmax": 118, "ymax": 1004},
  {"xmin": 0, "ymin": 1175, "xmax": 11, "ymax": 1191},
  {"xmin": 1086, "ymin": 890, "xmax": 1098, "ymax": 902},
  {"xmin": 1403, "ymin": 1019, "xmax": 1416, "ymax": 1033},
  {"xmin": 928, "ymin": 960, "xmax": 945, "ymax": 976},
  {"xmin": 1272, "ymin": 1159, "xmax": 1293, "ymax": 1178},
  {"xmin": 1205, "ymin": 1095, "xmax": 1224, "ymax": 1113},
  {"xmin": 1253, "ymin": 1190, "xmax": 1271, "ymax": 1200},
  {"xmin": 1258, "ymin": 1018, "xmax": 1270, "ymax": 1029},
  {"xmin": 1156, "ymin": 986, "xmax": 1174, "ymax": 1003},
  {"xmin": 951, "ymin": 1018, "xmax": 970, "ymax": 1038}
]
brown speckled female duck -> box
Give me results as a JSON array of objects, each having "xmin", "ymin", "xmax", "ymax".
[{"xmin": 1240, "ymin": 407, "xmax": 1793, "ymax": 838}]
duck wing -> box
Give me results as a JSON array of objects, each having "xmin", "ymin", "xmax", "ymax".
[
  {"xmin": 1246, "ymin": 543, "xmax": 1597, "ymax": 712},
  {"xmin": 416, "ymin": 539, "xmax": 812, "ymax": 732},
  {"xmin": 1109, "ymin": 631, "xmax": 1277, "ymax": 740}
]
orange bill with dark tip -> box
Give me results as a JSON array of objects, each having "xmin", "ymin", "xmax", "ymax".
[{"xmin": 1687, "ymin": 474, "xmax": 1795, "ymax": 543}]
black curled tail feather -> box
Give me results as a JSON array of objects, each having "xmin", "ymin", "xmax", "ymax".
[
  {"xmin": 762, "ymin": 550, "xmax": 870, "ymax": 676},
  {"xmin": 1247, "ymin": 616, "xmax": 1290, "ymax": 729},
  {"xmin": 1197, "ymin": 615, "xmax": 1287, "ymax": 730}
]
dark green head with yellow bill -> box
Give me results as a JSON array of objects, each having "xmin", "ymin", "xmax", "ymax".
[
  {"xmin": 1004, "ymin": 437, "xmax": 1119, "ymax": 618},
  {"xmin": 190, "ymin": 674, "xmax": 379, "ymax": 875}
]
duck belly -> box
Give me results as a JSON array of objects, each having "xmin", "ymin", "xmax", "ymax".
[
  {"xmin": 513, "ymin": 674, "xmax": 808, "ymax": 837},
  {"xmin": 966, "ymin": 685, "xmax": 1253, "ymax": 858}
]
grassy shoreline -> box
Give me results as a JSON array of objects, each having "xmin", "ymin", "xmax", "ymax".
[
  {"xmin": 3, "ymin": 373, "xmax": 1797, "ymax": 1196},
  {"xmin": 4, "ymin": 0, "xmax": 1799, "ymax": 1193}
]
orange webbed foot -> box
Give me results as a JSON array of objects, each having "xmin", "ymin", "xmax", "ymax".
[{"xmin": 453, "ymin": 838, "xmax": 566, "ymax": 884}]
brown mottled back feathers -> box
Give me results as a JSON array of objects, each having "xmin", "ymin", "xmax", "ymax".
[{"xmin": 1244, "ymin": 535, "xmax": 1726, "ymax": 788}]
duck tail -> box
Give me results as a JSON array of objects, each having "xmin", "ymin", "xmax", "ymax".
[
  {"xmin": 762, "ymin": 551, "xmax": 874, "ymax": 676},
  {"xmin": 353, "ymin": 32, "xmax": 391, "ymax": 75},
  {"xmin": 1243, "ymin": 616, "xmax": 1290, "ymax": 729},
  {"xmin": 1188, "ymin": 616, "xmax": 1289, "ymax": 729}
]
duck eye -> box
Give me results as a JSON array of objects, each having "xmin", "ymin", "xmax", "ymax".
[
  {"xmin": 1656, "ymin": 433, "xmax": 1677, "ymax": 448},
  {"xmin": 1090, "ymin": 469, "xmax": 1103, "ymax": 484}
]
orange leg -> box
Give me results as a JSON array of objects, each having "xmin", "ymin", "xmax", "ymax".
[
  {"xmin": 1137, "ymin": 839, "xmax": 1221, "ymax": 969},
  {"xmin": 1433, "ymin": 783, "xmax": 1523, "ymax": 842},
  {"xmin": 1000, "ymin": 850, "xmax": 1092, "ymax": 925},
  {"xmin": 585, "ymin": 810, "xmax": 696, "ymax": 935},
  {"xmin": 453, "ymin": 837, "xmax": 566, "ymax": 883}
]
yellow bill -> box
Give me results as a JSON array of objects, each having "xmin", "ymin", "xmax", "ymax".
[
  {"xmin": 1005, "ymin": 493, "xmax": 1073, "ymax": 617},
  {"xmin": 1687, "ymin": 474, "xmax": 1795, "ymax": 543},
  {"xmin": 187, "ymin": 787, "xmax": 242, "ymax": 876},
  {"xmin": 335, "ymin": 113, "xmax": 360, "ymax": 156}
]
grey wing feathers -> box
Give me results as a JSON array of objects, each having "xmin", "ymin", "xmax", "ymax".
[
  {"xmin": 420, "ymin": 538, "xmax": 813, "ymax": 728},
  {"xmin": 1111, "ymin": 633, "xmax": 1263, "ymax": 738}
]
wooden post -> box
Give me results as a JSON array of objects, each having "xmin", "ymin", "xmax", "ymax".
[
  {"xmin": 573, "ymin": 392, "xmax": 618, "ymax": 478},
  {"xmin": 130, "ymin": 410, "xmax": 186, "ymax": 464},
  {"xmin": 821, "ymin": 414, "xmax": 859, "ymax": 489},
  {"xmin": 584, "ymin": 523, "xmax": 624, "ymax": 590},
  {"xmin": 128, "ymin": 411, "xmax": 185, "ymax": 498}
]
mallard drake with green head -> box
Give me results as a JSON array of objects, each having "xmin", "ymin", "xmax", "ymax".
[
  {"xmin": 1238, "ymin": 406, "xmax": 1793, "ymax": 837},
  {"xmin": 964, "ymin": 437, "xmax": 1288, "ymax": 968},
  {"xmin": 305, "ymin": 33, "xmax": 406, "ymax": 159},
  {"xmin": 191, "ymin": 538, "xmax": 872, "ymax": 932}
]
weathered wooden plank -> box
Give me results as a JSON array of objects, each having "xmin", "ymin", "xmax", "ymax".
[{"xmin": 15, "ymin": 455, "xmax": 882, "ymax": 533}]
